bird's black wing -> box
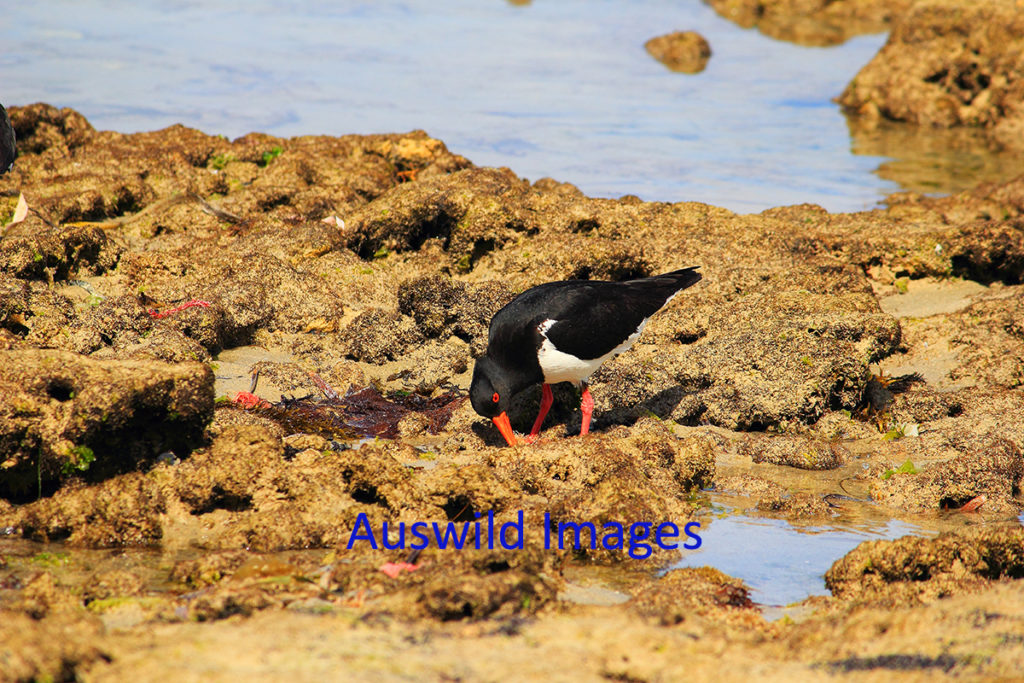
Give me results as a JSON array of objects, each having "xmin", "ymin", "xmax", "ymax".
[
  {"xmin": 543, "ymin": 267, "xmax": 701, "ymax": 360},
  {"xmin": 485, "ymin": 267, "xmax": 701, "ymax": 367}
]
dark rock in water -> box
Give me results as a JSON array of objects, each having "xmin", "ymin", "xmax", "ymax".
[
  {"xmin": 644, "ymin": 31, "xmax": 712, "ymax": 74},
  {"xmin": 0, "ymin": 103, "xmax": 14, "ymax": 173}
]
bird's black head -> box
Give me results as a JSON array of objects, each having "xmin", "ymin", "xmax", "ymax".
[
  {"xmin": 470, "ymin": 356, "xmax": 508, "ymax": 419},
  {"xmin": 470, "ymin": 356, "xmax": 518, "ymax": 447}
]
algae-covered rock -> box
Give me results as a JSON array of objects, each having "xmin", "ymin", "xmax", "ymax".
[
  {"xmin": 382, "ymin": 338, "xmax": 471, "ymax": 394},
  {"xmin": 4, "ymin": 101, "xmax": 1024, "ymax": 678},
  {"xmin": 6, "ymin": 102, "xmax": 96, "ymax": 156},
  {"xmin": 82, "ymin": 569, "xmax": 145, "ymax": 604},
  {"xmin": 592, "ymin": 290, "xmax": 900, "ymax": 431},
  {"xmin": 707, "ymin": 0, "xmax": 913, "ymax": 46},
  {"xmin": 0, "ymin": 222, "xmax": 122, "ymax": 280},
  {"xmin": 714, "ymin": 474, "xmax": 835, "ymax": 519},
  {"xmin": 947, "ymin": 292, "xmax": 1024, "ymax": 388},
  {"xmin": 629, "ymin": 567, "xmax": 762, "ymax": 628},
  {"xmin": 738, "ymin": 433, "xmax": 849, "ymax": 470},
  {"xmin": 16, "ymin": 472, "xmax": 168, "ymax": 546},
  {"xmin": 414, "ymin": 542, "xmax": 558, "ymax": 621},
  {"xmin": 397, "ymin": 274, "xmax": 515, "ymax": 354},
  {"xmin": 338, "ymin": 308, "xmax": 423, "ymax": 363},
  {"xmin": 825, "ymin": 525, "xmax": 1024, "ymax": 605},
  {"xmin": 870, "ymin": 439, "xmax": 1023, "ymax": 513},
  {"xmin": 0, "ymin": 348, "xmax": 213, "ymax": 500},
  {"xmin": 345, "ymin": 167, "xmax": 533, "ymax": 265},
  {"xmin": 0, "ymin": 611, "xmax": 107, "ymax": 682},
  {"xmin": 170, "ymin": 549, "xmax": 253, "ymax": 589},
  {"xmin": 485, "ymin": 420, "xmax": 714, "ymax": 563},
  {"xmin": 14, "ymin": 571, "xmax": 84, "ymax": 619},
  {"xmin": 839, "ymin": 0, "xmax": 1024, "ymax": 150}
]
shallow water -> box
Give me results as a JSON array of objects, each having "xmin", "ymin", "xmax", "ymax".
[
  {"xmin": 677, "ymin": 496, "xmax": 1024, "ymax": 613},
  {"xmin": 675, "ymin": 503, "xmax": 927, "ymax": 610},
  {"xmin": 0, "ymin": 511, "xmax": 925, "ymax": 615},
  {"xmin": 4, "ymin": 1, "xmax": 1023, "ymax": 213},
  {"xmin": 3, "ymin": 506, "xmax": 1017, "ymax": 618}
]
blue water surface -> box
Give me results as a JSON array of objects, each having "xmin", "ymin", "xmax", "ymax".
[
  {"xmin": 1, "ymin": 0, "xmax": 893, "ymax": 212},
  {"xmin": 674, "ymin": 511, "xmax": 924, "ymax": 607}
]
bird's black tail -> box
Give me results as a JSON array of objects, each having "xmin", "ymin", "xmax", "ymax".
[
  {"xmin": 621, "ymin": 266, "xmax": 702, "ymax": 317},
  {"xmin": 656, "ymin": 266, "xmax": 701, "ymax": 290},
  {"xmin": 632, "ymin": 266, "xmax": 702, "ymax": 291}
]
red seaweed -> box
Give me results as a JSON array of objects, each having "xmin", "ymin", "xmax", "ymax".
[{"xmin": 232, "ymin": 383, "xmax": 465, "ymax": 440}]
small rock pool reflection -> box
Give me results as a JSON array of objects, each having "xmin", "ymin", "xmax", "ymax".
[{"xmin": 674, "ymin": 498, "xmax": 926, "ymax": 613}]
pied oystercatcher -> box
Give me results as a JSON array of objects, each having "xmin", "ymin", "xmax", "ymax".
[
  {"xmin": 470, "ymin": 267, "xmax": 702, "ymax": 446},
  {"xmin": 0, "ymin": 103, "xmax": 15, "ymax": 174}
]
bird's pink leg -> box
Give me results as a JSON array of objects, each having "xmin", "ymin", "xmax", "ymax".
[
  {"xmin": 579, "ymin": 383, "xmax": 594, "ymax": 436},
  {"xmin": 527, "ymin": 383, "xmax": 554, "ymax": 442}
]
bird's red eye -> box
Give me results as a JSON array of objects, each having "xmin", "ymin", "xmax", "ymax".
[{"xmin": 492, "ymin": 392, "xmax": 500, "ymax": 403}]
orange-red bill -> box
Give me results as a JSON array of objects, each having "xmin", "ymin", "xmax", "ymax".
[{"xmin": 492, "ymin": 412, "xmax": 518, "ymax": 447}]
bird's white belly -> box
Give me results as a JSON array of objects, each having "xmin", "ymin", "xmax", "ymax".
[{"xmin": 536, "ymin": 318, "xmax": 647, "ymax": 385}]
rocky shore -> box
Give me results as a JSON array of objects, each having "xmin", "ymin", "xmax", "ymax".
[{"xmin": 1, "ymin": 3, "xmax": 1024, "ymax": 673}]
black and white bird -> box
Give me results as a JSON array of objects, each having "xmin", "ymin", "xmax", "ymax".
[
  {"xmin": 0, "ymin": 103, "xmax": 15, "ymax": 175},
  {"xmin": 470, "ymin": 267, "xmax": 702, "ymax": 446}
]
